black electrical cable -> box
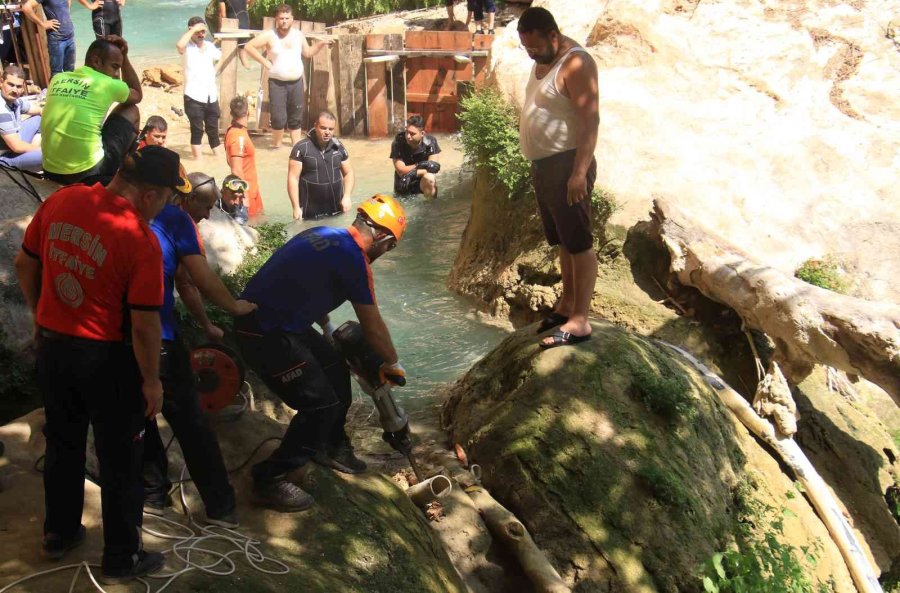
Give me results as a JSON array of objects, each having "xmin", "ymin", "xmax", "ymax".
[{"xmin": 0, "ymin": 161, "xmax": 44, "ymax": 204}]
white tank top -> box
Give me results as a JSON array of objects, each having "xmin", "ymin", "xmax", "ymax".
[
  {"xmin": 268, "ymin": 28, "xmax": 304, "ymax": 81},
  {"xmin": 519, "ymin": 47, "xmax": 587, "ymax": 161}
]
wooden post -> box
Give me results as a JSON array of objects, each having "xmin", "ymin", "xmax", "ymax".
[
  {"xmin": 307, "ymin": 21, "xmax": 338, "ymax": 130},
  {"xmin": 256, "ymin": 16, "xmax": 274, "ymax": 131},
  {"xmin": 364, "ymin": 34, "xmax": 389, "ymax": 138},
  {"xmin": 19, "ymin": 6, "xmax": 51, "ymax": 88},
  {"xmin": 384, "ymin": 34, "xmax": 405, "ymax": 136},
  {"xmin": 336, "ymin": 34, "xmax": 365, "ymax": 137},
  {"xmin": 472, "ymin": 33, "xmax": 494, "ymax": 88},
  {"xmin": 218, "ymin": 17, "xmax": 239, "ymax": 134}
]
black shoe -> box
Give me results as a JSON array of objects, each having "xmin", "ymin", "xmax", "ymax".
[
  {"xmin": 253, "ymin": 479, "xmax": 314, "ymax": 512},
  {"xmin": 100, "ymin": 551, "xmax": 165, "ymax": 584},
  {"xmin": 42, "ymin": 524, "xmax": 86, "ymax": 560},
  {"xmin": 143, "ymin": 501, "xmax": 166, "ymax": 517},
  {"xmin": 314, "ymin": 445, "xmax": 367, "ymax": 475},
  {"xmin": 205, "ymin": 509, "xmax": 240, "ymax": 529}
]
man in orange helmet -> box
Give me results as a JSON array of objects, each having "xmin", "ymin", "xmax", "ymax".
[{"xmin": 234, "ymin": 195, "xmax": 408, "ymax": 512}]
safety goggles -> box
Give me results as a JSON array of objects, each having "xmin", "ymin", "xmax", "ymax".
[{"xmin": 224, "ymin": 178, "xmax": 248, "ymax": 192}]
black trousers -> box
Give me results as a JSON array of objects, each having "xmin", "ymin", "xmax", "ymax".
[
  {"xmin": 37, "ymin": 334, "xmax": 146, "ymax": 570},
  {"xmin": 143, "ymin": 337, "xmax": 235, "ymax": 518},
  {"xmin": 184, "ymin": 95, "xmax": 221, "ymax": 148},
  {"xmin": 234, "ymin": 314, "xmax": 351, "ymax": 484}
]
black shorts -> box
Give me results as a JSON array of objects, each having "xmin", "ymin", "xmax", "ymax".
[
  {"xmin": 268, "ymin": 77, "xmax": 305, "ymax": 131},
  {"xmin": 44, "ymin": 113, "xmax": 136, "ymax": 185},
  {"xmin": 92, "ymin": 16, "xmax": 122, "ymax": 37},
  {"xmin": 394, "ymin": 169, "xmax": 422, "ymax": 195},
  {"xmin": 532, "ymin": 149, "xmax": 597, "ymax": 254}
]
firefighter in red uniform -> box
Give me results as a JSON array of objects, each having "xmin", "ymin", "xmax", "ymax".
[{"xmin": 14, "ymin": 147, "xmax": 190, "ymax": 584}]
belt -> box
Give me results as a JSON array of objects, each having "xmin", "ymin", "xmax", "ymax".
[{"xmin": 39, "ymin": 328, "xmax": 77, "ymax": 341}]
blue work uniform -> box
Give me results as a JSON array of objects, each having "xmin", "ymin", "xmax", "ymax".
[
  {"xmin": 235, "ymin": 225, "xmax": 376, "ymax": 483},
  {"xmin": 145, "ymin": 204, "xmax": 236, "ymax": 521}
]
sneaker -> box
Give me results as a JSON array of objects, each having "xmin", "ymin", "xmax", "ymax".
[
  {"xmin": 313, "ymin": 445, "xmax": 367, "ymax": 475},
  {"xmin": 205, "ymin": 510, "xmax": 240, "ymax": 529},
  {"xmin": 100, "ymin": 550, "xmax": 165, "ymax": 584},
  {"xmin": 475, "ymin": 28, "xmax": 485, "ymax": 35},
  {"xmin": 253, "ymin": 479, "xmax": 314, "ymax": 512},
  {"xmin": 42, "ymin": 524, "xmax": 86, "ymax": 560}
]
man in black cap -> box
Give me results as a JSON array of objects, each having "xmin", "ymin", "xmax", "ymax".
[{"xmin": 14, "ymin": 147, "xmax": 189, "ymax": 584}]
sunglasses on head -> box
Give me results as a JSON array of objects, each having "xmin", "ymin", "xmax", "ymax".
[{"xmin": 224, "ymin": 178, "xmax": 248, "ymax": 192}]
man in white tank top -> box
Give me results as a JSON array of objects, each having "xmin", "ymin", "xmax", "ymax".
[
  {"xmin": 242, "ymin": 4, "xmax": 331, "ymax": 149},
  {"xmin": 518, "ymin": 7, "xmax": 599, "ymax": 349}
]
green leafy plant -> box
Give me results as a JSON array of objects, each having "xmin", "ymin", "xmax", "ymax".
[
  {"xmin": 700, "ymin": 489, "xmax": 832, "ymax": 593},
  {"xmin": 176, "ymin": 222, "xmax": 288, "ymax": 340},
  {"xmin": 250, "ymin": 0, "xmax": 441, "ymax": 25},
  {"xmin": 458, "ymin": 88, "xmax": 534, "ymax": 198},
  {"xmin": 794, "ymin": 257, "xmax": 847, "ymax": 293},
  {"xmin": 591, "ymin": 187, "xmax": 618, "ymax": 228}
]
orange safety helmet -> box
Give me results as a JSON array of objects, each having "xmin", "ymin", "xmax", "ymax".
[{"xmin": 357, "ymin": 194, "xmax": 407, "ymax": 241}]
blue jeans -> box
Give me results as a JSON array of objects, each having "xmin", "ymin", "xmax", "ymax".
[
  {"xmin": 0, "ymin": 115, "xmax": 42, "ymax": 171},
  {"xmin": 48, "ymin": 35, "xmax": 76, "ymax": 78}
]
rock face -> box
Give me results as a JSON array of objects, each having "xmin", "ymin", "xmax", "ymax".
[
  {"xmin": 477, "ymin": 0, "xmax": 900, "ymax": 306},
  {"xmin": 441, "ymin": 321, "xmax": 881, "ymax": 592},
  {"xmin": 0, "ymin": 408, "xmax": 466, "ymax": 593}
]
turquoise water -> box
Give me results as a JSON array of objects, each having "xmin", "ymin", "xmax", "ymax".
[{"xmin": 70, "ymin": 0, "xmax": 207, "ymax": 66}]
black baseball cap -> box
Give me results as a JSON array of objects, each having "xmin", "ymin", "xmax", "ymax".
[{"xmin": 128, "ymin": 146, "xmax": 192, "ymax": 193}]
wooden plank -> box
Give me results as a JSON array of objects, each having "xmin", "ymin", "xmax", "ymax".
[
  {"xmin": 218, "ymin": 17, "xmax": 239, "ymax": 134},
  {"xmin": 473, "ymin": 34, "xmax": 494, "ymax": 87},
  {"xmin": 384, "ymin": 34, "xmax": 405, "ymax": 136},
  {"xmin": 19, "ymin": 5, "xmax": 50, "ymax": 88},
  {"xmin": 404, "ymin": 31, "xmax": 472, "ymax": 132},
  {"xmin": 256, "ymin": 16, "xmax": 274, "ymax": 131},
  {"xmin": 337, "ymin": 34, "xmax": 365, "ymax": 137},
  {"xmin": 365, "ymin": 35, "xmax": 389, "ymax": 138},
  {"xmin": 307, "ymin": 21, "xmax": 336, "ymax": 129}
]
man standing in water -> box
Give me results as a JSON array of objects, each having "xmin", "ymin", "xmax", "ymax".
[
  {"xmin": 78, "ymin": 0, "xmax": 125, "ymax": 38},
  {"xmin": 234, "ymin": 195, "xmax": 408, "ymax": 511},
  {"xmin": 287, "ymin": 111, "xmax": 355, "ymax": 220},
  {"xmin": 518, "ymin": 7, "xmax": 599, "ymax": 349},
  {"xmin": 241, "ymin": 4, "xmax": 331, "ymax": 149}
]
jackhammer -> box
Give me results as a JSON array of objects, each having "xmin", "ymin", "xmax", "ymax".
[{"xmin": 331, "ymin": 321, "xmax": 424, "ymax": 481}]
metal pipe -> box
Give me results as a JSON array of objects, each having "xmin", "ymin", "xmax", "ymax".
[{"xmin": 406, "ymin": 474, "xmax": 452, "ymax": 507}]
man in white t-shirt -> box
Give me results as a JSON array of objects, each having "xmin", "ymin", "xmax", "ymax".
[
  {"xmin": 176, "ymin": 16, "xmax": 222, "ymax": 159},
  {"xmin": 241, "ymin": 4, "xmax": 330, "ymax": 150}
]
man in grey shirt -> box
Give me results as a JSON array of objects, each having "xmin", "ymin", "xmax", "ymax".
[{"xmin": 0, "ymin": 65, "xmax": 42, "ymax": 171}]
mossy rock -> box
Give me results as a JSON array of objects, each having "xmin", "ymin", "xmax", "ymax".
[{"xmin": 441, "ymin": 321, "xmax": 855, "ymax": 592}]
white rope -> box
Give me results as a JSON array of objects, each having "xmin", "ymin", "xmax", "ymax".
[{"xmin": 2, "ymin": 436, "xmax": 289, "ymax": 593}]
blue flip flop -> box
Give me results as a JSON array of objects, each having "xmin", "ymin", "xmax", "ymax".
[{"xmin": 539, "ymin": 330, "xmax": 591, "ymax": 349}]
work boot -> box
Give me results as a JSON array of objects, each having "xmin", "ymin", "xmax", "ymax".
[
  {"xmin": 42, "ymin": 524, "xmax": 86, "ymax": 560},
  {"xmin": 100, "ymin": 550, "xmax": 165, "ymax": 584},
  {"xmin": 313, "ymin": 444, "xmax": 367, "ymax": 475},
  {"xmin": 253, "ymin": 479, "xmax": 314, "ymax": 512}
]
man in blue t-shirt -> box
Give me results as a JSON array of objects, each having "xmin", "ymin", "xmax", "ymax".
[
  {"xmin": 235, "ymin": 194, "xmax": 408, "ymax": 512},
  {"xmin": 22, "ymin": 0, "xmax": 76, "ymax": 77},
  {"xmin": 144, "ymin": 195, "xmax": 256, "ymax": 527}
]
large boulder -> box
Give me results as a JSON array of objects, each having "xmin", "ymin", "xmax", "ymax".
[
  {"xmin": 441, "ymin": 320, "xmax": 894, "ymax": 591},
  {"xmin": 482, "ymin": 0, "xmax": 900, "ymax": 303}
]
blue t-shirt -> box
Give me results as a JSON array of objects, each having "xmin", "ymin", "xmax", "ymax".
[
  {"xmin": 37, "ymin": 0, "xmax": 75, "ymax": 39},
  {"xmin": 150, "ymin": 204, "xmax": 203, "ymax": 340},
  {"xmin": 242, "ymin": 226, "xmax": 376, "ymax": 333}
]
